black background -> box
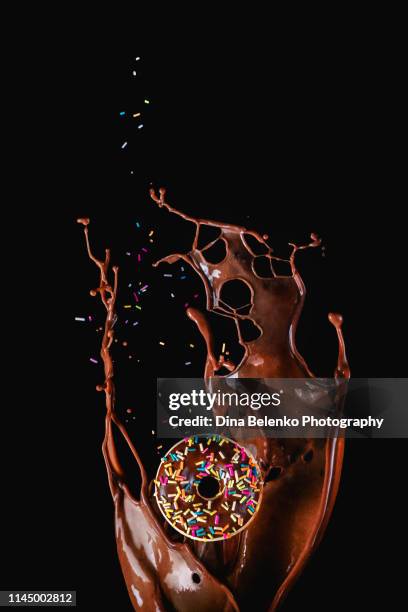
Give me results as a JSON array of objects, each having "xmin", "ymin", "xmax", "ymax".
[{"xmin": 3, "ymin": 37, "xmax": 406, "ymax": 611}]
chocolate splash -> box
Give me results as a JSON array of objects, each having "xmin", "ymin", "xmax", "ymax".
[
  {"xmin": 77, "ymin": 217, "xmax": 240, "ymax": 612},
  {"xmin": 78, "ymin": 189, "xmax": 349, "ymax": 611}
]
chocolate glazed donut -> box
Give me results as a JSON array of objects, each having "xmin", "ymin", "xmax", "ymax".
[{"xmin": 78, "ymin": 191, "xmax": 349, "ymax": 612}]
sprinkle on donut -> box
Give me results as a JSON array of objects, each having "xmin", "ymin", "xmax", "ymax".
[{"xmin": 154, "ymin": 434, "xmax": 263, "ymax": 542}]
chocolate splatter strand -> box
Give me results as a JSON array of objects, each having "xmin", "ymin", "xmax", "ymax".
[{"xmin": 77, "ymin": 218, "xmax": 148, "ymax": 496}]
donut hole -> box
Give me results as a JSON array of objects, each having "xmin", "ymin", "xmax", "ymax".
[
  {"xmin": 191, "ymin": 573, "xmax": 201, "ymax": 584},
  {"xmin": 197, "ymin": 475, "xmax": 220, "ymax": 500}
]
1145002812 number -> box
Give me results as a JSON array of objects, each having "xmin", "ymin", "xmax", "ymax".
[{"xmin": 0, "ymin": 591, "xmax": 76, "ymax": 607}]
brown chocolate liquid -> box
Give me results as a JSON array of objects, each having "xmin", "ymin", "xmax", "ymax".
[{"xmin": 77, "ymin": 192, "xmax": 349, "ymax": 612}]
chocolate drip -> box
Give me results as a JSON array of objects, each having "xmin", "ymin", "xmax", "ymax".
[
  {"xmin": 328, "ymin": 313, "xmax": 350, "ymax": 380},
  {"xmin": 187, "ymin": 307, "xmax": 236, "ymax": 375}
]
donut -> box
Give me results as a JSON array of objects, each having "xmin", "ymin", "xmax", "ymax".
[{"xmin": 154, "ymin": 434, "xmax": 263, "ymax": 542}]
